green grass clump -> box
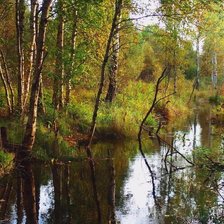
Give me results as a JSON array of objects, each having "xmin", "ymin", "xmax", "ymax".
[{"xmin": 0, "ymin": 150, "xmax": 13, "ymax": 164}]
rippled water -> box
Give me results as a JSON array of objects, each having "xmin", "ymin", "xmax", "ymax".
[{"xmin": 1, "ymin": 106, "xmax": 224, "ymax": 223}]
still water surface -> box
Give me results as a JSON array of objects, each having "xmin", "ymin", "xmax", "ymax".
[{"xmin": 1, "ymin": 106, "xmax": 224, "ymax": 223}]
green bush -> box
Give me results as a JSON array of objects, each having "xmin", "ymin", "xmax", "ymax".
[
  {"xmin": 209, "ymin": 94, "xmax": 223, "ymax": 106},
  {"xmin": 0, "ymin": 150, "xmax": 13, "ymax": 166}
]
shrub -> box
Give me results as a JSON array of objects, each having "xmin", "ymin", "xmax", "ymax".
[{"xmin": 209, "ymin": 94, "xmax": 223, "ymax": 106}]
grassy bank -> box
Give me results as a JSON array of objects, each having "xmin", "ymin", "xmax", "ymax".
[{"xmin": 0, "ymin": 76, "xmax": 209, "ymax": 162}]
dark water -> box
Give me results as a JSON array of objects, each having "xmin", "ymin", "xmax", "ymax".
[{"xmin": 1, "ymin": 106, "xmax": 224, "ymax": 224}]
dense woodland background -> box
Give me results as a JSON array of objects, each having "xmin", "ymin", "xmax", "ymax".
[
  {"xmin": 1, "ymin": 1, "xmax": 224, "ymax": 223},
  {"xmin": 0, "ymin": 0, "xmax": 224, "ymax": 158}
]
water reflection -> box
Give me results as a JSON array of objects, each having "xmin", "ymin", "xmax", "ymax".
[{"xmin": 0, "ymin": 107, "xmax": 224, "ymax": 223}]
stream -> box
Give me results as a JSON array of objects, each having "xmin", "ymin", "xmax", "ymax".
[{"xmin": 0, "ymin": 105, "xmax": 224, "ymax": 224}]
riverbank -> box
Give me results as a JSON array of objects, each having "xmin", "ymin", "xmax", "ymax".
[
  {"xmin": 1, "ymin": 100, "xmax": 224, "ymax": 223},
  {"xmin": 0, "ymin": 78, "xmax": 218, "ymax": 165}
]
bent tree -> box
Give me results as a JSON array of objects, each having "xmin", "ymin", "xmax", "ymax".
[
  {"xmin": 85, "ymin": 1, "xmax": 123, "ymax": 223},
  {"xmin": 22, "ymin": 0, "xmax": 52, "ymax": 153},
  {"xmin": 105, "ymin": 4, "xmax": 121, "ymax": 102},
  {"xmin": 87, "ymin": 0, "xmax": 123, "ymax": 148}
]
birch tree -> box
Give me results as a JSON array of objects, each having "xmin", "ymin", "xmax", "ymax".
[
  {"xmin": 65, "ymin": 2, "xmax": 78, "ymax": 105},
  {"xmin": 16, "ymin": 0, "xmax": 25, "ymax": 112},
  {"xmin": 22, "ymin": 0, "xmax": 53, "ymax": 153},
  {"xmin": 105, "ymin": 6, "xmax": 121, "ymax": 102},
  {"xmin": 23, "ymin": 0, "xmax": 39, "ymax": 109},
  {"xmin": 0, "ymin": 50, "xmax": 14, "ymax": 114}
]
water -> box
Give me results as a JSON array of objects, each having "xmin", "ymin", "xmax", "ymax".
[{"xmin": 0, "ymin": 106, "xmax": 224, "ymax": 224}]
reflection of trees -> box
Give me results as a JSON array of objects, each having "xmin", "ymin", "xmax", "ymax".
[
  {"xmin": 86, "ymin": 149, "xmax": 102, "ymax": 224},
  {"xmin": 0, "ymin": 159, "xmax": 52, "ymax": 223},
  {"xmin": 107, "ymin": 149, "xmax": 116, "ymax": 224},
  {"xmin": 63, "ymin": 164, "xmax": 71, "ymax": 223},
  {"xmin": 32, "ymin": 162, "xmax": 42, "ymax": 222},
  {"xmin": 136, "ymin": 106, "xmax": 224, "ymax": 223},
  {"xmin": 156, "ymin": 149, "xmax": 222, "ymax": 223},
  {"xmin": 0, "ymin": 140, "xmax": 132, "ymax": 223},
  {"xmin": 197, "ymin": 107, "xmax": 211, "ymax": 148},
  {"xmin": 0, "ymin": 178, "xmax": 12, "ymax": 221},
  {"xmin": 9, "ymin": 138, "xmax": 223, "ymax": 222},
  {"xmin": 18, "ymin": 158, "xmax": 38, "ymax": 224},
  {"xmin": 51, "ymin": 162, "xmax": 72, "ymax": 224},
  {"xmin": 51, "ymin": 162, "xmax": 62, "ymax": 224},
  {"xmin": 16, "ymin": 176, "xmax": 23, "ymax": 224}
]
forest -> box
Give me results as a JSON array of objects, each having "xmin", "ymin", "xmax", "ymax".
[{"xmin": 0, "ymin": 0, "xmax": 224, "ymax": 223}]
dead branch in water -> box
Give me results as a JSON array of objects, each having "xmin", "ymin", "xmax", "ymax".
[{"xmin": 156, "ymin": 134, "xmax": 194, "ymax": 166}]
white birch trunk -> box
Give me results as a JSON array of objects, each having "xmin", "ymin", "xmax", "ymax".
[{"xmin": 211, "ymin": 51, "xmax": 218, "ymax": 88}]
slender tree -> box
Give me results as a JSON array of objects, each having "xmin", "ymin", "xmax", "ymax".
[
  {"xmin": 105, "ymin": 6, "xmax": 121, "ymax": 102},
  {"xmin": 0, "ymin": 50, "xmax": 14, "ymax": 114},
  {"xmin": 65, "ymin": 3, "xmax": 78, "ymax": 105},
  {"xmin": 23, "ymin": 0, "xmax": 39, "ymax": 110},
  {"xmin": 53, "ymin": 0, "xmax": 65, "ymax": 110},
  {"xmin": 0, "ymin": 61, "xmax": 12, "ymax": 114},
  {"xmin": 87, "ymin": 0, "xmax": 123, "ymax": 147},
  {"xmin": 22, "ymin": 0, "xmax": 52, "ymax": 153},
  {"xmin": 211, "ymin": 51, "xmax": 218, "ymax": 88},
  {"xmin": 15, "ymin": 0, "xmax": 25, "ymax": 112}
]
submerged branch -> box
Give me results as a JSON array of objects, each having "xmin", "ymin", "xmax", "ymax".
[
  {"xmin": 138, "ymin": 67, "xmax": 169, "ymax": 140},
  {"xmin": 137, "ymin": 67, "xmax": 172, "ymax": 209},
  {"xmin": 156, "ymin": 134, "xmax": 194, "ymax": 166},
  {"xmin": 138, "ymin": 136, "xmax": 159, "ymax": 207}
]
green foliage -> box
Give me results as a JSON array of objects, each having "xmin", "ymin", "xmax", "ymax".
[
  {"xmin": 144, "ymin": 115, "xmax": 158, "ymax": 127},
  {"xmin": 94, "ymin": 81, "xmax": 157, "ymax": 137},
  {"xmin": 66, "ymin": 102, "xmax": 92, "ymax": 132},
  {"xmin": 193, "ymin": 146, "xmax": 224, "ymax": 168},
  {"xmin": 209, "ymin": 94, "xmax": 223, "ymax": 106},
  {"xmin": 0, "ymin": 150, "xmax": 13, "ymax": 164},
  {"xmin": 185, "ymin": 65, "xmax": 197, "ymax": 80},
  {"xmin": 34, "ymin": 122, "xmax": 75, "ymax": 160}
]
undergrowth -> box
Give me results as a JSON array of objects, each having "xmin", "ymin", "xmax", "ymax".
[{"xmin": 0, "ymin": 75, "xmax": 195, "ymax": 160}]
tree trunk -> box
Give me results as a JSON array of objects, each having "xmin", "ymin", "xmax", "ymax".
[
  {"xmin": 38, "ymin": 77, "xmax": 46, "ymax": 114},
  {"xmin": 51, "ymin": 163, "xmax": 62, "ymax": 224},
  {"xmin": 105, "ymin": 9, "xmax": 121, "ymax": 103},
  {"xmin": 16, "ymin": 0, "xmax": 25, "ymax": 112},
  {"xmin": 16, "ymin": 177, "xmax": 23, "ymax": 224},
  {"xmin": 0, "ymin": 50, "xmax": 14, "ymax": 113},
  {"xmin": 53, "ymin": 0, "xmax": 65, "ymax": 110},
  {"xmin": 65, "ymin": 5, "xmax": 78, "ymax": 105},
  {"xmin": 0, "ymin": 61, "xmax": 12, "ymax": 114},
  {"xmin": 107, "ymin": 150, "xmax": 116, "ymax": 224},
  {"xmin": 23, "ymin": 0, "xmax": 39, "ymax": 110},
  {"xmin": 22, "ymin": 0, "xmax": 52, "ymax": 153},
  {"xmin": 212, "ymin": 51, "xmax": 218, "ymax": 88},
  {"xmin": 195, "ymin": 34, "xmax": 200, "ymax": 89},
  {"xmin": 87, "ymin": 0, "xmax": 123, "ymax": 147},
  {"xmin": 22, "ymin": 162, "xmax": 38, "ymax": 224}
]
